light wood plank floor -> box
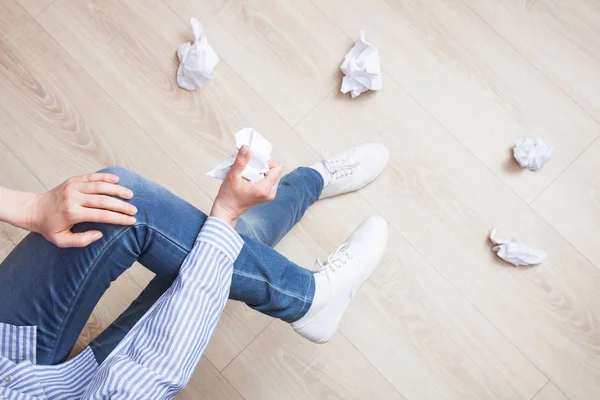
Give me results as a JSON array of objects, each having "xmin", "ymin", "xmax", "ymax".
[{"xmin": 1, "ymin": 0, "xmax": 599, "ymax": 398}]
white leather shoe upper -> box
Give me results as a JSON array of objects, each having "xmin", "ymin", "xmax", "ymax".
[{"xmin": 319, "ymin": 143, "xmax": 389, "ymax": 199}]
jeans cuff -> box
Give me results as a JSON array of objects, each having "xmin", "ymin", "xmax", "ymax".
[
  {"xmin": 285, "ymin": 268, "xmax": 316, "ymax": 323},
  {"xmin": 297, "ymin": 166, "xmax": 325, "ymax": 195}
]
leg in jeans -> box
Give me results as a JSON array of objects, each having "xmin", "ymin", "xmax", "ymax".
[
  {"xmin": 0, "ymin": 166, "xmax": 323, "ymax": 365},
  {"xmin": 236, "ymin": 167, "xmax": 323, "ymax": 247},
  {"xmin": 90, "ymin": 167, "xmax": 324, "ymax": 362}
]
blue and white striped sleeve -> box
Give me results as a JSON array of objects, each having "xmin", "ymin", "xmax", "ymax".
[{"xmin": 82, "ymin": 217, "xmax": 243, "ymax": 399}]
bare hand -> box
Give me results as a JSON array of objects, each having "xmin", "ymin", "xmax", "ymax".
[
  {"xmin": 210, "ymin": 145, "xmax": 285, "ymax": 227},
  {"xmin": 28, "ymin": 173, "xmax": 137, "ymax": 247}
]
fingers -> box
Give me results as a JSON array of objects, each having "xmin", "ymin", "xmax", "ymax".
[
  {"xmin": 54, "ymin": 230, "xmax": 103, "ymax": 248},
  {"xmin": 81, "ymin": 194, "xmax": 138, "ymax": 216},
  {"xmin": 79, "ymin": 181, "xmax": 134, "ymax": 200},
  {"xmin": 268, "ymin": 176, "xmax": 279, "ymax": 199},
  {"xmin": 261, "ymin": 162, "xmax": 284, "ymax": 189},
  {"xmin": 75, "ymin": 173, "xmax": 120, "ymax": 184},
  {"xmin": 229, "ymin": 145, "xmax": 251, "ymax": 176},
  {"xmin": 256, "ymin": 162, "xmax": 284, "ymax": 201},
  {"xmin": 79, "ymin": 208, "xmax": 137, "ymax": 226}
]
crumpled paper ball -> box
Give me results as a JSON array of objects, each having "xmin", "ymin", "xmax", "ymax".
[
  {"xmin": 489, "ymin": 228, "xmax": 547, "ymax": 266},
  {"xmin": 340, "ymin": 30, "xmax": 382, "ymax": 98},
  {"xmin": 513, "ymin": 137, "xmax": 553, "ymax": 170},
  {"xmin": 177, "ymin": 18, "xmax": 219, "ymax": 91},
  {"xmin": 207, "ymin": 128, "xmax": 272, "ymax": 182}
]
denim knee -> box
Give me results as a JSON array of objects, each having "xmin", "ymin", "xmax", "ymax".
[
  {"xmin": 96, "ymin": 166, "xmax": 151, "ymax": 224},
  {"xmin": 98, "ymin": 166, "xmax": 141, "ymax": 185}
]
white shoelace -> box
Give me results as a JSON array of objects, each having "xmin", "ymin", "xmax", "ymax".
[
  {"xmin": 323, "ymin": 150, "xmax": 359, "ymax": 181},
  {"xmin": 314, "ymin": 242, "xmax": 354, "ymax": 275}
]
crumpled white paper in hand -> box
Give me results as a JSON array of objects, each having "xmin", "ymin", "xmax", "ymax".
[
  {"xmin": 340, "ymin": 30, "xmax": 382, "ymax": 98},
  {"xmin": 207, "ymin": 128, "xmax": 272, "ymax": 182},
  {"xmin": 489, "ymin": 228, "xmax": 547, "ymax": 266},
  {"xmin": 176, "ymin": 18, "xmax": 219, "ymax": 91},
  {"xmin": 513, "ymin": 138, "xmax": 553, "ymax": 170}
]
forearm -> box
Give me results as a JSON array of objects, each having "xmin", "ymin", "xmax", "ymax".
[
  {"xmin": 83, "ymin": 217, "xmax": 243, "ymax": 398},
  {"xmin": 0, "ymin": 187, "xmax": 37, "ymax": 230}
]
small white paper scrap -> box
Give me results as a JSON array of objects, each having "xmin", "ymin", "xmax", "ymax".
[
  {"xmin": 513, "ymin": 138, "xmax": 553, "ymax": 170},
  {"xmin": 207, "ymin": 128, "xmax": 272, "ymax": 182},
  {"xmin": 340, "ymin": 30, "xmax": 382, "ymax": 98},
  {"xmin": 177, "ymin": 18, "xmax": 219, "ymax": 91},
  {"xmin": 489, "ymin": 228, "xmax": 547, "ymax": 267}
]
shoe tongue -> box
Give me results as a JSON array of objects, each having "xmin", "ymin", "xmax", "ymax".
[
  {"xmin": 313, "ymin": 259, "xmax": 332, "ymax": 274},
  {"xmin": 312, "ymin": 259, "xmax": 322, "ymax": 270},
  {"xmin": 324, "ymin": 160, "xmax": 338, "ymax": 174}
]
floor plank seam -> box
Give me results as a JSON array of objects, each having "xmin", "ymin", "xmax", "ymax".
[
  {"xmin": 29, "ymin": 0, "xmax": 57, "ymax": 19},
  {"xmin": 219, "ymin": 320, "xmax": 274, "ymax": 373},
  {"xmin": 529, "ymin": 136, "xmax": 600, "ymax": 206},
  {"xmin": 461, "ymin": 0, "xmax": 600, "ymax": 128},
  {"xmin": 0, "ymin": 135, "xmax": 49, "ymax": 191},
  {"xmin": 338, "ymin": 331, "xmax": 407, "ymax": 399},
  {"xmin": 292, "ymin": 86, "xmax": 338, "ymax": 130},
  {"xmin": 205, "ymin": 357, "xmax": 247, "ymax": 400},
  {"xmin": 529, "ymin": 380, "xmax": 550, "ymax": 400}
]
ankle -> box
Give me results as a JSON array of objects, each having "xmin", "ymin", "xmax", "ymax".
[
  {"xmin": 309, "ymin": 161, "xmax": 331, "ymax": 187},
  {"xmin": 293, "ymin": 272, "xmax": 330, "ymax": 325}
]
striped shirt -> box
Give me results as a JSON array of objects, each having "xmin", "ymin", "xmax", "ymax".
[{"xmin": 0, "ymin": 217, "xmax": 243, "ymax": 399}]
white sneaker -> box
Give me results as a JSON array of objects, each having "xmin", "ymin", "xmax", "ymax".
[
  {"xmin": 313, "ymin": 143, "xmax": 389, "ymax": 199},
  {"xmin": 291, "ymin": 216, "xmax": 388, "ymax": 343}
]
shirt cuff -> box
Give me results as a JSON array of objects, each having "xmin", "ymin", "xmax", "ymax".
[{"xmin": 197, "ymin": 217, "xmax": 244, "ymax": 262}]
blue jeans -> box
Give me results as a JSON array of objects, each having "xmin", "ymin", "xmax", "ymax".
[{"xmin": 0, "ymin": 166, "xmax": 323, "ymax": 365}]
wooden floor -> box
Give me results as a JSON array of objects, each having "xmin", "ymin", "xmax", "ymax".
[{"xmin": 1, "ymin": 0, "xmax": 599, "ymax": 398}]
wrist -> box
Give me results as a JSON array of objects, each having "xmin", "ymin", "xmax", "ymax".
[
  {"xmin": 23, "ymin": 193, "xmax": 43, "ymax": 232},
  {"xmin": 0, "ymin": 188, "xmax": 39, "ymax": 231},
  {"xmin": 209, "ymin": 203, "xmax": 239, "ymax": 228}
]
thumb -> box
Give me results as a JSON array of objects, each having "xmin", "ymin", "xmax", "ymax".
[
  {"xmin": 229, "ymin": 145, "xmax": 251, "ymax": 176},
  {"xmin": 54, "ymin": 231, "xmax": 103, "ymax": 248}
]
